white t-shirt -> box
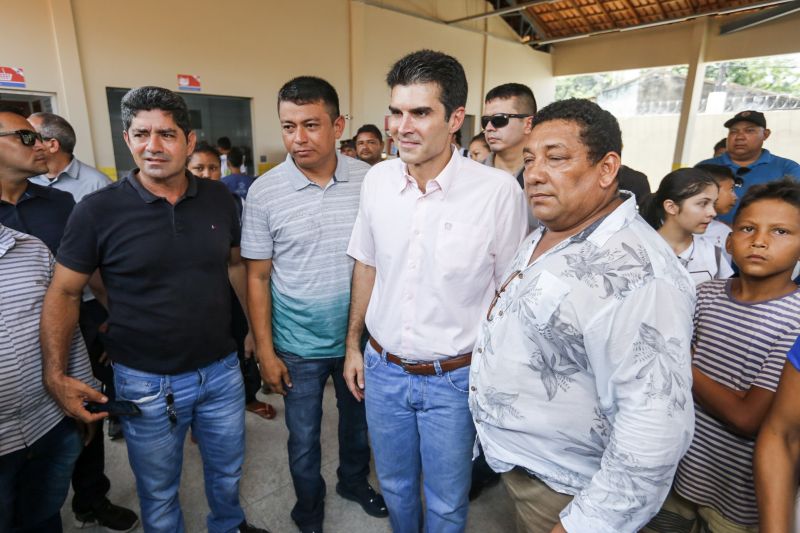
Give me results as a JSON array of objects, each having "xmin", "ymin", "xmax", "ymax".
[
  {"xmin": 678, "ymin": 236, "xmax": 734, "ymax": 285},
  {"xmin": 696, "ymin": 219, "xmax": 732, "ymax": 267}
]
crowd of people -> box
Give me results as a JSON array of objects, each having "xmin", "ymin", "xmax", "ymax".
[{"xmin": 2, "ymin": 47, "xmax": 800, "ymax": 533}]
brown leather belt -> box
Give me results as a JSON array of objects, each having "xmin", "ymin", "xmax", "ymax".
[{"xmin": 368, "ymin": 337, "xmax": 472, "ymax": 375}]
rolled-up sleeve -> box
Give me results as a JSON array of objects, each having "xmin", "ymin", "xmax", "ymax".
[
  {"xmin": 346, "ymin": 172, "xmax": 375, "ymax": 267},
  {"xmin": 560, "ymin": 279, "xmax": 696, "ymax": 533}
]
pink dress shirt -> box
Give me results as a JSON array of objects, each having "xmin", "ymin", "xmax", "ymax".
[{"xmin": 347, "ymin": 149, "xmax": 528, "ymax": 361}]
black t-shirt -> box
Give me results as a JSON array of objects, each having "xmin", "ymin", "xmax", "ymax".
[
  {"xmin": 0, "ymin": 182, "xmax": 75, "ymax": 254},
  {"xmin": 57, "ymin": 170, "xmax": 240, "ymax": 374}
]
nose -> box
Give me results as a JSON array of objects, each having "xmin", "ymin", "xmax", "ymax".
[
  {"xmin": 398, "ymin": 113, "xmax": 414, "ymax": 135},
  {"xmin": 523, "ymin": 157, "xmax": 545, "ymax": 187},
  {"xmin": 484, "ymin": 120, "xmax": 496, "ymax": 132},
  {"xmin": 146, "ymin": 134, "xmax": 163, "ymax": 153},
  {"xmin": 294, "ymin": 127, "xmax": 308, "ymax": 144}
]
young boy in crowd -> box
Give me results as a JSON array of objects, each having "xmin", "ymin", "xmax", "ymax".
[{"xmin": 646, "ymin": 178, "xmax": 800, "ymax": 532}]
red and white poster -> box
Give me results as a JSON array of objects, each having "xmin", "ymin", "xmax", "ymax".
[
  {"xmin": 177, "ymin": 74, "xmax": 201, "ymax": 92},
  {"xmin": 0, "ymin": 66, "xmax": 26, "ymax": 88}
]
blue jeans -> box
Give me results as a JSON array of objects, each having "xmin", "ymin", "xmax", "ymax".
[
  {"xmin": 363, "ymin": 342, "xmax": 476, "ymax": 533},
  {"xmin": 0, "ymin": 416, "xmax": 82, "ymax": 532},
  {"xmin": 114, "ymin": 353, "xmax": 246, "ymax": 533},
  {"xmin": 278, "ymin": 351, "xmax": 371, "ymax": 529}
]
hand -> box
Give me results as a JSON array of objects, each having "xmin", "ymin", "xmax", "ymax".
[
  {"xmin": 244, "ymin": 331, "xmax": 256, "ymax": 359},
  {"xmin": 550, "ymin": 522, "xmax": 567, "ymax": 533},
  {"xmin": 258, "ymin": 350, "xmax": 292, "ymax": 396},
  {"xmin": 45, "ymin": 374, "xmax": 108, "ymax": 424},
  {"xmin": 76, "ymin": 420, "xmax": 100, "ymax": 446},
  {"xmin": 344, "ymin": 345, "xmax": 365, "ymax": 402}
]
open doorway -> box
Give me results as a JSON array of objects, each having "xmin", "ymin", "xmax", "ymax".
[
  {"xmin": 0, "ymin": 91, "xmax": 56, "ymax": 117},
  {"xmin": 105, "ymin": 88, "xmax": 254, "ymax": 179}
]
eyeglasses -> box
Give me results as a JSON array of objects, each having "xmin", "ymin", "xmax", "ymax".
[
  {"xmin": 0, "ymin": 129, "xmax": 43, "ymax": 147},
  {"xmin": 481, "ymin": 114, "xmax": 532, "ymax": 130},
  {"xmin": 486, "ymin": 270, "xmax": 522, "ymax": 321}
]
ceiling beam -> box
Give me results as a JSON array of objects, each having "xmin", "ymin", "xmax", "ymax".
[
  {"xmin": 530, "ymin": 0, "xmax": 794, "ymax": 45},
  {"xmin": 720, "ymin": 0, "xmax": 800, "ymax": 34},
  {"xmin": 446, "ymin": 0, "xmax": 557, "ymax": 24}
]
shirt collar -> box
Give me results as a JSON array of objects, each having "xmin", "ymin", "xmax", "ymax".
[
  {"xmin": 398, "ymin": 146, "xmax": 460, "ymax": 196},
  {"xmin": 19, "ymin": 182, "xmax": 51, "ymax": 202},
  {"xmin": 124, "ymin": 169, "xmax": 198, "ymax": 203},
  {"xmin": 59, "ymin": 157, "xmax": 80, "ymax": 180},
  {"xmin": 284, "ymin": 152, "xmax": 349, "ymax": 191},
  {"xmin": 0, "ymin": 224, "xmax": 35, "ymax": 258},
  {"xmin": 0, "ymin": 225, "xmax": 13, "ymax": 257},
  {"xmin": 722, "ymin": 149, "xmax": 773, "ymax": 169}
]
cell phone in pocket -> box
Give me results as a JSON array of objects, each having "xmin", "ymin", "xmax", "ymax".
[{"xmin": 85, "ymin": 400, "xmax": 142, "ymax": 417}]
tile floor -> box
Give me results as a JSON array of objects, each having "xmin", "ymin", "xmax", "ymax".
[{"xmin": 62, "ymin": 382, "xmax": 515, "ymax": 532}]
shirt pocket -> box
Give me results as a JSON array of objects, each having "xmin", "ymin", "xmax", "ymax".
[{"xmin": 434, "ymin": 220, "xmax": 491, "ymax": 275}]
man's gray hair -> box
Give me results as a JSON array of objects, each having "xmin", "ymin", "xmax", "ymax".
[{"xmin": 30, "ymin": 112, "xmax": 77, "ymax": 154}]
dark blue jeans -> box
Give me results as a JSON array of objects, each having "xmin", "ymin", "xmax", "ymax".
[
  {"xmin": 278, "ymin": 352, "xmax": 371, "ymax": 529},
  {"xmin": 0, "ymin": 417, "xmax": 83, "ymax": 532}
]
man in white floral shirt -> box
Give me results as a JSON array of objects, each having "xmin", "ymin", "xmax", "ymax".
[{"xmin": 468, "ymin": 98, "xmax": 696, "ymax": 533}]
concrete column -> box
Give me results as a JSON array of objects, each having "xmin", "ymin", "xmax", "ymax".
[
  {"xmin": 672, "ymin": 17, "xmax": 710, "ymax": 169},
  {"xmin": 47, "ymin": 0, "xmax": 96, "ymax": 167}
]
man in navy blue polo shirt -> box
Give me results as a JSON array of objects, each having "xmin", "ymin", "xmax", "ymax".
[
  {"xmin": 40, "ymin": 86, "xmax": 270, "ymax": 533},
  {"xmin": 698, "ymin": 110, "xmax": 800, "ymax": 223},
  {"xmin": 0, "ymin": 107, "xmax": 74, "ymax": 254}
]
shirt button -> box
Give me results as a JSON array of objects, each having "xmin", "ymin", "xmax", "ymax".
[
  {"xmin": 498, "ymin": 310, "xmax": 504, "ymax": 317},
  {"xmin": 470, "ymin": 386, "xmax": 476, "ymax": 392},
  {"xmin": 518, "ymin": 272, "xmax": 524, "ymax": 279},
  {"xmin": 414, "ymin": 229, "xmax": 420, "ymax": 235},
  {"xmin": 404, "ymin": 324, "xmax": 411, "ymax": 330},
  {"xmin": 477, "ymin": 348, "xmax": 483, "ymax": 354},
  {"xmin": 445, "ymin": 222, "xmax": 452, "ymax": 230}
]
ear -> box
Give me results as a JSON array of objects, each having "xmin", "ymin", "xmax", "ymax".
[
  {"xmin": 333, "ymin": 115, "xmax": 346, "ymax": 140},
  {"xmin": 663, "ymin": 198, "xmax": 680, "ymax": 216},
  {"xmin": 763, "ymin": 128, "xmax": 771, "ymax": 141},
  {"xmin": 725, "ymin": 231, "xmax": 733, "ymax": 255},
  {"xmin": 523, "ymin": 115, "xmax": 533, "ymax": 135},
  {"xmin": 186, "ymin": 131, "xmax": 197, "ymax": 157},
  {"xmin": 448, "ymin": 107, "xmax": 466, "ymax": 134},
  {"xmin": 597, "ymin": 151, "xmax": 621, "ymax": 190},
  {"xmin": 123, "ymin": 130, "xmax": 131, "ymax": 150},
  {"xmin": 47, "ymin": 138, "xmax": 61, "ymax": 155}
]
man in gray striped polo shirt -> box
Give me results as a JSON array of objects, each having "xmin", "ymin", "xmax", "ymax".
[
  {"xmin": 0, "ymin": 108, "xmax": 97, "ymax": 531},
  {"xmin": 242, "ymin": 77, "xmax": 386, "ymax": 533}
]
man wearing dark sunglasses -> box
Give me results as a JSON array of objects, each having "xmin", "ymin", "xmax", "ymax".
[
  {"xmin": 698, "ymin": 110, "xmax": 800, "ymax": 224},
  {"xmin": 481, "ymin": 83, "xmax": 536, "ymax": 190}
]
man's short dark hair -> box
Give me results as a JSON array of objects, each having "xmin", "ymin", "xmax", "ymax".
[
  {"xmin": 29, "ymin": 112, "xmax": 77, "ymax": 154},
  {"xmin": 485, "ymin": 83, "xmax": 537, "ymax": 115},
  {"xmin": 714, "ymin": 138, "xmax": 726, "ymax": 152},
  {"xmin": 470, "ymin": 132, "xmax": 489, "ymax": 147},
  {"xmin": 340, "ymin": 139, "xmax": 355, "ymax": 150},
  {"xmin": 191, "ymin": 141, "xmax": 221, "ymax": 162},
  {"xmin": 228, "ymin": 146, "xmax": 244, "ymax": 167},
  {"xmin": 278, "ymin": 76, "xmax": 340, "ymax": 121},
  {"xmin": 121, "ymin": 86, "xmax": 192, "ymax": 137},
  {"xmin": 531, "ymin": 98, "xmax": 622, "ymax": 164},
  {"xmin": 216, "ymin": 136, "xmax": 232, "ymax": 150},
  {"xmin": 386, "ymin": 49, "xmax": 467, "ymax": 121},
  {"xmin": 356, "ymin": 124, "xmax": 383, "ymax": 142},
  {"xmin": 694, "ymin": 163, "xmax": 735, "ymax": 184},
  {"xmin": 734, "ymin": 177, "xmax": 800, "ymax": 222}
]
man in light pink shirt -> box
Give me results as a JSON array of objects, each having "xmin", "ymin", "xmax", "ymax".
[{"xmin": 343, "ymin": 49, "xmax": 528, "ymax": 533}]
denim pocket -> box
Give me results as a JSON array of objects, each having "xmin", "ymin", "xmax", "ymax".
[
  {"xmin": 445, "ymin": 367, "xmax": 470, "ymax": 394},
  {"xmin": 116, "ymin": 375, "xmax": 164, "ymax": 405},
  {"xmin": 363, "ymin": 346, "xmax": 381, "ymax": 370},
  {"xmin": 222, "ymin": 353, "xmax": 240, "ymax": 370}
]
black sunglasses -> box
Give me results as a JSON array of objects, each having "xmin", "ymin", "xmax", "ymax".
[
  {"xmin": 481, "ymin": 114, "xmax": 532, "ymax": 130},
  {"xmin": 0, "ymin": 129, "xmax": 43, "ymax": 147}
]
